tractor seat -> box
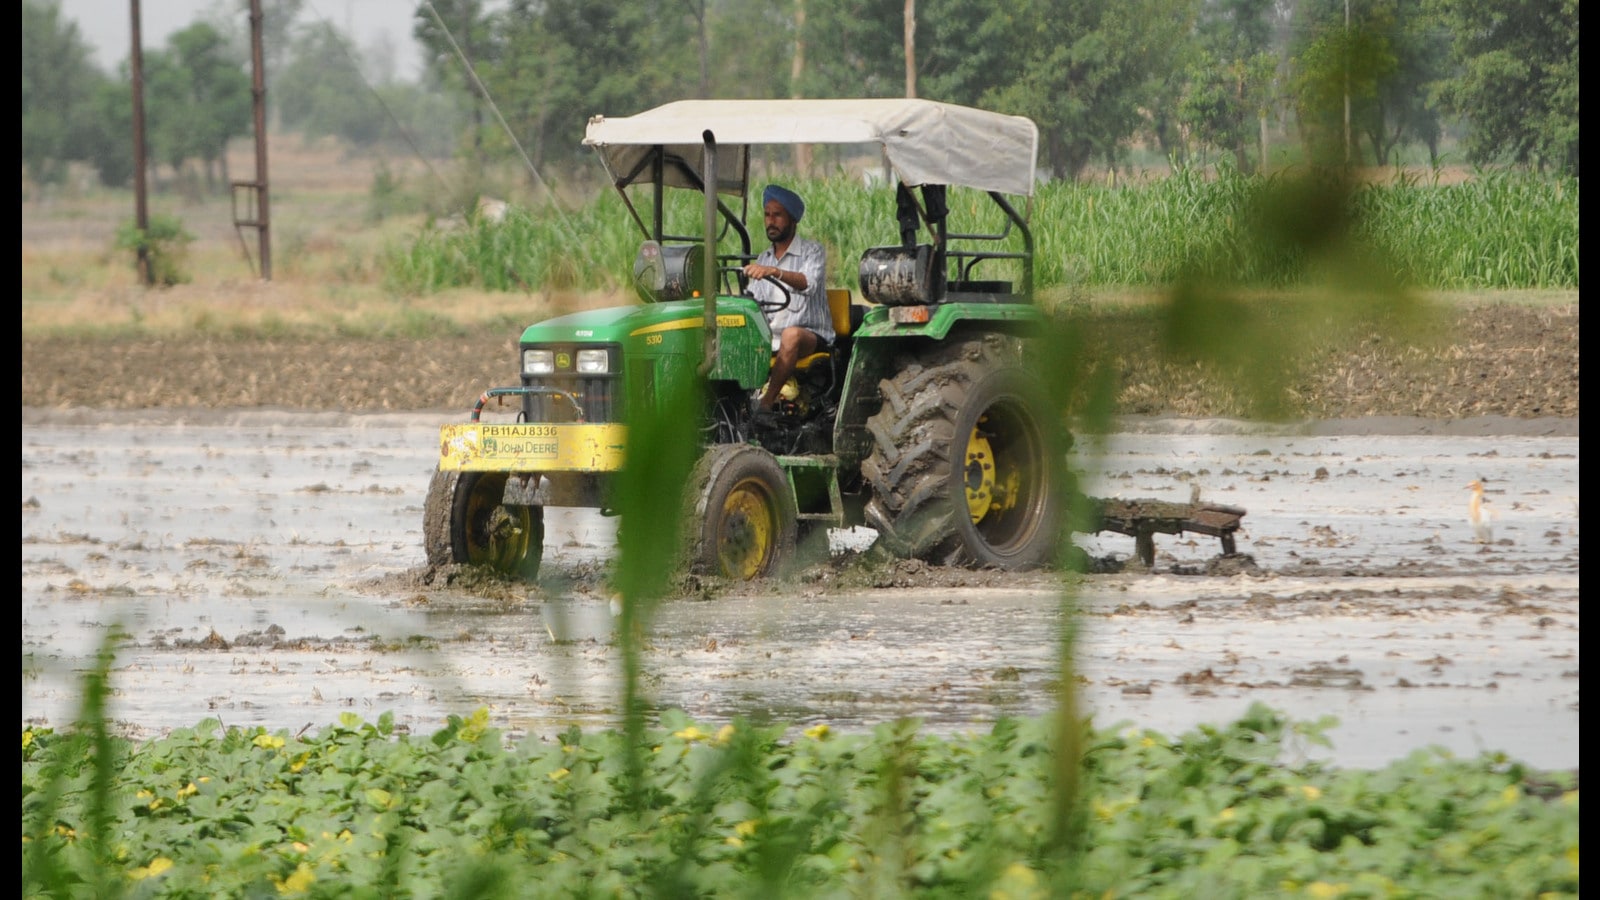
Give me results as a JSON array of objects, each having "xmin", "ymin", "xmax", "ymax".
[{"xmin": 794, "ymin": 289, "xmax": 856, "ymax": 372}]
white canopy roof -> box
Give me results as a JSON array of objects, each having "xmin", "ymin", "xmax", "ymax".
[{"xmin": 583, "ymin": 99, "xmax": 1039, "ymax": 197}]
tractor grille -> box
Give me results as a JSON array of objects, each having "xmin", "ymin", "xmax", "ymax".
[{"xmin": 519, "ymin": 344, "xmax": 623, "ymax": 424}]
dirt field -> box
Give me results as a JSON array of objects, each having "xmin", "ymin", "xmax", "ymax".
[{"xmin": 18, "ymin": 299, "xmax": 1581, "ymax": 421}]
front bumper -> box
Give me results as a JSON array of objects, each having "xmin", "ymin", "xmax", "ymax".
[{"xmin": 438, "ymin": 422, "xmax": 629, "ymax": 473}]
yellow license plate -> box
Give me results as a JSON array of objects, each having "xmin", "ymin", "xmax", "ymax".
[{"xmin": 438, "ymin": 423, "xmax": 628, "ymax": 472}]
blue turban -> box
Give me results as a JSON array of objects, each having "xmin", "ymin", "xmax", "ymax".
[{"xmin": 763, "ymin": 184, "xmax": 805, "ymax": 222}]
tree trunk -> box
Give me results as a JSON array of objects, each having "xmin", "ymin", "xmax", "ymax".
[
  {"xmin": 1259, "ymin": 114, "xmax": 1268, "ymax": 173},
  {"xmin": 1233, "ymin": 143, "xmax": 1253, "ymax": 176},
  {"xmin": 694, "ymin": 0, "xmax": 710, "ymax": 98},
  {"xmin": 791, "ymin": 0, "xmax": 810, "ymax": 175},
  {"xmin": 903, "ymin": 0, "xmax": 916, "ymax": 98}
]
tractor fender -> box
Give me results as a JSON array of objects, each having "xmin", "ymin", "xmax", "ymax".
[{"xmin": 849, "ymin": 301, "xmax": 1046, "ymax": 342}]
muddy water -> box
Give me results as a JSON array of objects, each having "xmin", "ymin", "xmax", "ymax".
[{"xmin": 20, "ymin": 411, "xmax": 1580, "ymax": 770}]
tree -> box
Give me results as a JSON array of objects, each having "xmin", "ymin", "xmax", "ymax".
[
  {"xmin": 1288, "ymin": 0, "xmax": 1449, "ymax": 168},
  {"xmin": 483, "ymin": 0, "xmax": 701, "ymax": 172},
  {"xmin": 799, "ymin": 0, "xmax": 910, "ymax": 99},
  {"xmin": 21, "ymin": 0, "xmax": 108, "ymax": 188},
  {"xmin": 916, "ymin": 0, "xmax": 1025, "ymax": 107},
  {"xmin": 541, "ymin": 0, "xmax": 690, "ymax": 121},
  {"xmin": 144, "ymin": 23, "xmax": 254, "ymax": 191},
  {"xmin": 705, "ymin": 0, "xmax": 793, "ymax": 101},
  {"xmin": 977, "ymin": 0, "xmax": 1192, "ymax": 180},
  {"xmin": 1428, "ymin": 0, "xmax": 1578, "ymax": 175},
  {"xmin": 1360, "ymin": 0, "xmax": 1450, "ymax": 166},
  {"xmin": 1286, "ymin": 0, "xmax": 1399, "ymax": 165},
  {"xmin": 206, "ymin": 0, "xmax": 306, "ymax": 102},
  {"xmin": 276, "ymin": 22, "xmax": 389, "ymax": 147},
  {"xmin": 85, "ymin": 76, "xmax": 137, "ymax": 188},
  {"xmin": 683, "ymin": 0, "xmax": 713, "ymax": 99},
  {"xmin": 142, "ymin": 49, "xmax": 200, "ymax": 187},
  {"xmin": 1144, "ymin": 12, "xmax": 1204, "ymax": 166},
  {"xmin": 764, "ymin": 0, "xmax": 1194, "ymax": 181},
  {"xmin": 490, "ymin": 1, "xmax": 576, "ymax": 176},
  {"xmin": 414, "ymin": 0, "xmax": 502, "ymax": 163},
  {"xmin": 253, "ymin": 0, "xmax": 306, "ymax": 94},
  {"xmin": 1179, "ymin": 0, "xmax": 1276, "ymax": 173}
]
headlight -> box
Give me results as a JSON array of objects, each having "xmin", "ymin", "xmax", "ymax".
[
  {"xmin": 576, "ymin": 349, "xmax": 610, "ymax": 374},
  {"xmin": 523, "ymin": 349, "xmax": 555, "ymax": 375}
]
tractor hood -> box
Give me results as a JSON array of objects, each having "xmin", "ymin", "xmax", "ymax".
[
  {"xmin": 583, "ymin": 99, "xmax": 1039, "ymax": 198},
  {"xmin": 518, "ymin": 298, "xmax": 768, "ymax": 346}
]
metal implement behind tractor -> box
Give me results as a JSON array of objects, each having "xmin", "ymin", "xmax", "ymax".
[{"xmin": 424, "ymin": 99, "xmax": 1244, "ymax": 581}]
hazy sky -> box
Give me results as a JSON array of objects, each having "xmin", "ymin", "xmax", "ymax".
[{"xmin": 56, "ymin": 0, "xmax": 424, "ymax": 80}]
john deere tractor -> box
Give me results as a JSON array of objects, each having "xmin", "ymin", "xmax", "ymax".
[{"xmin": 424, "ymin": 99, "xmax": 1242, "ymax": 581}]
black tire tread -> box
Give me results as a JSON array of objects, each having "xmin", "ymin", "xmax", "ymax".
[
  {"xmin": 422, "ymin": 468, "xmax": 459, "ymax": 567},
  {"xmin": 862, "ymin": 333, "xmax": 1052, "ymax": 567}
]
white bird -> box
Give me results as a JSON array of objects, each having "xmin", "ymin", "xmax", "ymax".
[{"xmin": 1466, "ymin": 479, "xmax": 1494, "ymax": 544}]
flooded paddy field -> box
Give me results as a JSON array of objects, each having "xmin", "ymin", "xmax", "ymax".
[{"xmin": 21, "ymin": 410, "xmax": 1579, "ymax": 770}]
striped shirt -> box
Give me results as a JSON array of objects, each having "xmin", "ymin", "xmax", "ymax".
[{"xmin": 751, "ymin": 236, "xmax": 832, "ymax": 344}]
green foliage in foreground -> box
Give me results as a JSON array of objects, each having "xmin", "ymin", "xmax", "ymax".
[{"xmin": 22, "ymin": 705, "xmax": 1577, "ymax": 898}]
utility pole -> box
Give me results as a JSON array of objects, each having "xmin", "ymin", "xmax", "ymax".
[
  {"xmin": 232, "ymin": 0, "xmax": 273, "ymax": 279},
  {"xmin": 129, "ymin": 0, "xmax": 151, "ymax": 285}
]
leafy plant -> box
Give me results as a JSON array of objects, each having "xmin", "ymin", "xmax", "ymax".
[
  {"xmin": 113, "ymin": 214, "xmax": 194, "ymax": 287},
  {"xmin": 21, "ymin": 701, "xmax": 1579, "ymax": 897}
]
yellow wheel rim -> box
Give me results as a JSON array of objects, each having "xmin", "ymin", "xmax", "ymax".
[
  {"xmin": 463, "ymin": 477, "xmax": 534, "ymax": 571},
  {"xmin": 964, "ymin": 423, "xmax": 997, "ymax": 523},
  {"xmin": 717, "ymin": 477, "xmax": 777, "ymax": 580}
]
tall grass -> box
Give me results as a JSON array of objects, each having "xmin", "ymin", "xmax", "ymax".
[
  {"xmin": 387, "ymin": 167, "xmax": 1579, "ymax": 296},
  {"xmin": 1351, "ymin": 169, "xmax": 1582, "ymax": 289}
]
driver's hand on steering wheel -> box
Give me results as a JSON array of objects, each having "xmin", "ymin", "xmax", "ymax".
[{"xmin": 743, "ymin": 263, "xmax": 782, "ymax": 282}]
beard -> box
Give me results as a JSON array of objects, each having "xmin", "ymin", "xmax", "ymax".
[{"xmin": 766, "ymin": 222, "xmax": 795, "ymax": 243}]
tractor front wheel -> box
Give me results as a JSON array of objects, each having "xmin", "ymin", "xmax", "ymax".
[
  {"xmin": 423, "ymin": 469, "xmax": 544, "ymax": 581},
  {"xmin": 684, "ymin": 444, "xmax": 797, "ymax": 580}
]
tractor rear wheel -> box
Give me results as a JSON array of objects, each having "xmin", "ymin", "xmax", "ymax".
[
  {"xmin": 861, "ymin": 335, "xmax": 1063, "ymax": 569},
  {"xmin": 684, "ymin": 444, "xmax": 797, "ymax": 580},
  {"xmin": 423, "ymin": 469, "xmax": 544, "ymax": 580}
]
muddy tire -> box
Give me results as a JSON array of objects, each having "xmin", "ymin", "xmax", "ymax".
[
  {"xmin": 423, "ymin": 468, "xmax": 544, "ymax": 580},
  {"xmin": 861, "ymin": 335, "xmax": 1063, "ymax": 569},
  {"xmin": 684, "ymin": 444, "xmax": 798, "ymax": 580}
]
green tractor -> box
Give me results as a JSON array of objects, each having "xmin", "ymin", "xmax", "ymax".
[{"xmin": 424, "ymin": 99, "xmax": 1241, "ymax": 581}]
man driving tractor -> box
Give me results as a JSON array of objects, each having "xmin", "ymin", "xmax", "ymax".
[{"xmin": 742, "ymin": 184, "xmax": 831, "ymax": 414}]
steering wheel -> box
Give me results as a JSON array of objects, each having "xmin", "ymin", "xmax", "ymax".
[
  {"xmin": 723, "ymin": 264, "xmax": 792, "ymax": 313},
  {"xmin": 748, "ymin": 273, "xmax": 792, "ymax": 313},
  {"xmin": 719, "ymin": 264, "xmax": 750, "ymax": 297}
]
